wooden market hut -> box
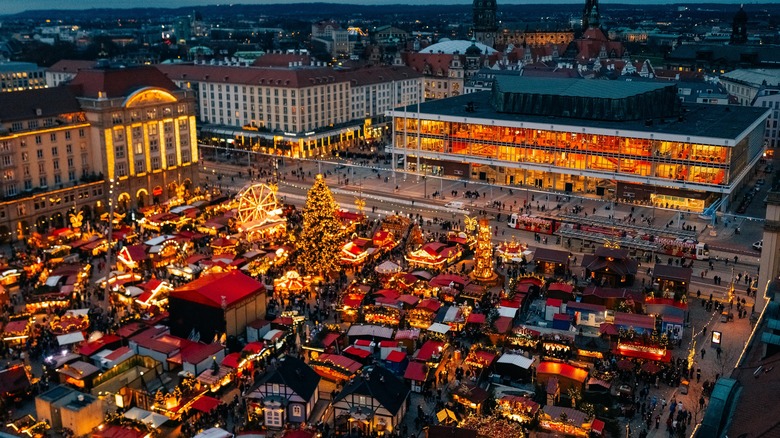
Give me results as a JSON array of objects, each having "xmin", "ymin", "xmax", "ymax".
[
  {"xmin": 532, "ymin": 248, "xmax": 571, "ymax": 277},
  {"xmin": 652, "ymin": 263, "xmax": 693, "ymax": 300},
  {"xmin": 581, "ymin": 247, "xmax": 637, "ymax": 287}
]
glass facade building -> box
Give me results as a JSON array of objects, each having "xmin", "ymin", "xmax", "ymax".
[{"xmin": 389, "ymin": 78, "xmax": 769, "ymax": 212}]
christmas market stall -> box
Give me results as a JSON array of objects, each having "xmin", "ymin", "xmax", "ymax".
[
  {"xmin": 429, "ymin": 274, "xmax": 470, "ymax": 304},
  {"xmin": 434, "ymin": 305, "xmax": 467, "ymax": 332},
  {"xmin": 393, "ymin": 328, "xmax": 420, "ymax": 353},
  {"xmin": 536, "ymin": 361, "xmax": 589, "ymax": 395},
  {"xmin": 2, "ymin": 320, "xmax": 29, "ymax": 345},
  {"xmin": 310, "ymin": 353, "xmax": 361, "ymax": 383},
  {"xmin": 117, "ymin": 245, "xmax": 150, "ymax": 272},
  {"xmin": 403, "ymin": 360, "xmax": 429, "ymax": 393},
  {"xmin": 451, "ymin": 383, "xmax": 489, "ymax": 415},
  {"xmin": 496, "ymin": 395, "xmax": 540, "ymax": 425},
  {"xmin": 363, "ymin": 305, "xmax": 401, "ymax": 327},
  {"xmin": 541, "ymin": 333, "xmax": 575, "ymax": 360},
  {"xmin": 531, "ymin": 247, "xmax": 571, "ymax": 277},
  {"xmin": 508, "ymin": 327, "xmax": 541, "ymax": 350},
  {"xmin": 408, "ymin": 298, "xmax": 441, "ymax": 329},
  {"xmin": 340, "ymin": 237, "xmax": 375, "ymax": 266},
  {"xmin": 652, "ymin": 263, "xmax": 692, "ymax": 300},
  {"xmin": 210, "ymin": 237, "xmax": 240, "ymax": 256},
  {"xmin": 412, "ymin": 340, "xmax": 448, "ymax": 375},
  {"xmin": 372, "ymin": 230, "xmax": 398, "ymax": 251},
  {"xmin": 0, "ymin": 363, "xmax": 32, "ymax": 405},
  {"xmin": 463, "ymin": 345, "xmax": 499, "ymax": 373},
  {"xmin": 581, "ymin": 246, "xmax": 637, "ymax": 288},
  {"xmin": 495, "ymin": 352, "xmax": 537, "ymax": 383},
  {"xmin": 150, "ymin": 235, "xmax": 194, "ymax": 268},
  {"xmin": 302, "ymin": 325, "xmax": 344, "ymax": 360},
  {"xmin": 538, "ymin": 406, "xmax": 595, "ymax": 437},
  {"xmin": 339, "ymin": 283, "xmax": 370, "ymax": 323},
  {"xmin": 405, "ymin": 242, "xmax": 462, "ymax": 271},
  {"xmin": 374, "ymin": 260, "xmax": 402, "ymax": 277}
]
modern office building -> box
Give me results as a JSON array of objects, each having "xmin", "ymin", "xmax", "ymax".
[
  {"xmin": 0, "ymin": 61, "xmax": 47, "ymax": 92},
  {"xmin": 388, "ymin": 76, "xmax": 769, "ymax": 212}
]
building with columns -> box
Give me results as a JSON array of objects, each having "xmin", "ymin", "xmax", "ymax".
[{"xmin": 69, "ymin": 65, "xmax": 199, "ymax": 209}]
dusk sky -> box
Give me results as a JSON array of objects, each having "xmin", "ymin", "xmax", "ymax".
[{"xmin": 3, "ymin": 0, "xmax": 775, "ymax": 15}]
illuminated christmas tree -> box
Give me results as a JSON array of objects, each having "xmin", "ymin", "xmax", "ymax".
[
  {"xmin": 471, "ymin": 216, "xmax": 498, "ymax": 284},
  {"xmin": 298, "ymin": 174, "xmax": 343, "ymax": 276}
]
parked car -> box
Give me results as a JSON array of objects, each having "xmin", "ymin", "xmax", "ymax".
[{"xmin": 753, "ymin": 240, "xmax": 763, "ymax": 251}]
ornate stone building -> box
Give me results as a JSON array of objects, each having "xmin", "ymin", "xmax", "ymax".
[{"xmin": 472, "ymin": 0, "xmax": 498, "ymax": 48}]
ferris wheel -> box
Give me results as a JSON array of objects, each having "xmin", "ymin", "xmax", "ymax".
[{"xmin": 235, "ymin": 183, "xmax": 280, "ymax": 225}]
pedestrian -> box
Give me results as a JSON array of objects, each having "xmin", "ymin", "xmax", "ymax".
[
  {"xmin": 716, "ymin": 346, "xmax": 722, "ymax": 359},
  {"xmin": 701, "ymin": 348, "xmax": 706, "ymax": 359}
]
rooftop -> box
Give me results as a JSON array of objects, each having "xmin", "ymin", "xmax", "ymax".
[
  {"xmin": 256, "ymin": 355, "xmax": 321, "ymax": 400},
  {"xmin": 495, "ymin": 76, "xmax": 672, "ymax": 100},
  {"xmin": 720, "ymin": 68, "xmax": 780, "ymax": 87},
  {"xmin": 398, "ymin": 90, "xmax": 769, "ymax": 142},
  {"xmin": 169, "ymin": 270, "xmax": 265, "ymax": 309}
]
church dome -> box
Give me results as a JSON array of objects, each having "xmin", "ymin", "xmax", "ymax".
[{"xmin": 419, "ymin": 40, "xmax": 496, "ymax": 55}]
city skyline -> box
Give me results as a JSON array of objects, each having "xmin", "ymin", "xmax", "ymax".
[{"xmin": 4, "ymin": 0, "xmax": 778, "ymax": 15}]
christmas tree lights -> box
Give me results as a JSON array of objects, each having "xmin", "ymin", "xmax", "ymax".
[{"xmin": 298, "ymin": 174, "xmax": 343, "ymax": 276}]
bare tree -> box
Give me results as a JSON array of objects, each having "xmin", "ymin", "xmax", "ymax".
[{"xmin": 714, "ymin": 347, "xmax": 737, "ymax": 378}]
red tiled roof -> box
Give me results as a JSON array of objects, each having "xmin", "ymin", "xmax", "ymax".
[
  {"xmin": 170, "ymin": 270, "xmax": 264, "ymax": 309},
  {"xmin": 191, "ymin": 395, "xmax": 221, "ymax": 413},
  {"xmin": 414, "ymin": 340, "xmax": 445, "ymax": 362},
  {"xmin": 104, "ymin": 346, "xmax": 132, "ymax": 361},
  {"xmin": 0, "ymin": 86, "xmax": 82, "ymax": 123},
  {"xmin": 221, "ymin": 352, "xmax": 243, "ymax": 369},
  {"xmin": 386, "ymin": 350, "xmax": 406, "ymax": 363},
  {"xmin": 404, "ymin": 361, "xmax": 428, "ymax": 381},
  {"xmin": 466, "ymin": 313, "xmax": 486, "ymax": 324},
  {"xmin": 343, "ymin": 345, "xmax": 371, "ymax": 359},
  {"xmin": 70, "ymin": 65, "xmax": 179, "ymax": 99},
  {"xmin": 47, "ymin": 59, "xmax": 97, "ymax": 73},
  {"xmin": 253, "ymin": 53, "xmax": 311, "ymax": 67},
  {"xmin": 494, "ymin": 316, "xmax": 513, "ymax": 334},
  {"xmin": 537, "ymin": 361, "xmax": 588, "ymax": 383},
  {"xmin": 78, "ymin": 335, "xmax": 122, "ymax": 357},
  {"xmin": 180, "ymin": 342, "xmax": 223, "ymax": 365}
]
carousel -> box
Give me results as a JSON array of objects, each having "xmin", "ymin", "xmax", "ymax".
[
  {"xmin": 496, "ymin": 236, "xmax": 529, "ymax": 264},
  {"xmin": 210, "ymin": 237, "xmax": 240, "ymax": 256},
  {"xmin": 273, "ymin": 270, "xmax": 312, "ymax": 300},
  {"xmin": 234, "ymin": 183, "xmax": 287, "ymax": 243}
]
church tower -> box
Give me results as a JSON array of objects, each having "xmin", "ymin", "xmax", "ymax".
[
  {"xmin": 582, "ymin": 0, "xmax": 600, "ymax": 30},
  {"xmin": 473, "ymin": 0, "xmax": 498, "ymax": 48},
  {"xmin": 731, "ymin": 5, "xmax": 748, "ymax": 45}
]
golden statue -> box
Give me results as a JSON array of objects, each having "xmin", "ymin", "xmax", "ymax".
[
  {"xmin": 464, "ymin": 215, "xmax": 477, "ymax": 234},
  {"xmin": 69, "ymin": 211, "xmax": 84, "ymax": 229}
]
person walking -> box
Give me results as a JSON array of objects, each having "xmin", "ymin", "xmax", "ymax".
[{"xmin": 701, "ymin": 348, "xmax": 706, "ymax": 359}]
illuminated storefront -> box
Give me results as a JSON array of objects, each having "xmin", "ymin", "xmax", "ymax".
[{"xmin": 389, "ymin": 77, "xmax": 770, "ymax": 212}]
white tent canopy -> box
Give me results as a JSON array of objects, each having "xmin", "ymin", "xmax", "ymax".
[
  {"xmin": 498, "ymin": 306, "xmax": 519, "ymax": 318},
  {"xmin": 194, "ymin": 428, "xmax": 233, "ymax": 438},
  {"xmin": 348, "ymin": 325, "xmax": 394, "ymax": 339},
  {"xmin": 497, "ymin": 353, "xmax": 536, "ymax": 370},
  {"xmin": 124, "ymin": 407, "xmax": 169, "ymax": 428},
  {"xmin": 375, "ymin": 260, "xmax": 401, "ymax": 274},
  {"xmin": 57, "ymin": 331, "xmax": 85, "ymax": 346},
  {"xmin": 427, "ymin": 322, "xmax": 451, "ymax": 334}
]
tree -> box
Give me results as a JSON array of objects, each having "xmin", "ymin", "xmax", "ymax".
[{"xmin": 297, "ymin": 174, "xmax": 343, "ymax": 276}]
